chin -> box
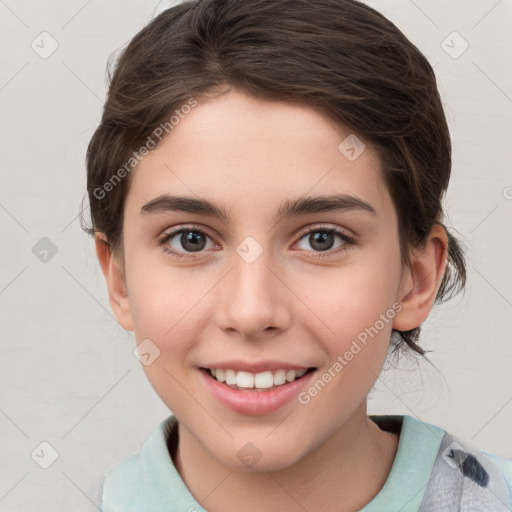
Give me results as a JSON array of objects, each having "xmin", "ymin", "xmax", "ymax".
[{"xmin": 210, "ymin": 437, "xmax": 308, "ymax": 473}]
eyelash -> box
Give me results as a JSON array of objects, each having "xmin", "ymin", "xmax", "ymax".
[{"xmin": 157, "ymin": 224, "xmax": 356, "ymax": 261}]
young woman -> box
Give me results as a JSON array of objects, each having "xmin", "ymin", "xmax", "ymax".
[{"xmin": 83, "ymin": 1, "xmax": 512, "ymax": 510}]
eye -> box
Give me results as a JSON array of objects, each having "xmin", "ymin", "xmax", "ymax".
[
  {"xmin": 158, "ymin": 223, "xmax": 356, "ymax": 261},
  {"xmin": 158, "ymin": 225, "xmax": 217, "ymax": 259},
  {"xmin": 294, "ymin": 225, "xmax": 355, "ymax": 258}
]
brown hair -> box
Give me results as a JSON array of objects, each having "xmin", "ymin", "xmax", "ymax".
[{"xmin": 82, "ymin": 0, "xmax": 466, "ymax": 355}]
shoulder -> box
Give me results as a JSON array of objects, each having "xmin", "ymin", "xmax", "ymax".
[
  {"xmin": 100, "ymin": 452, "xmax": 142, "ymax": 511},
  {"xmin": 99, "ymin": 415, "xmax": 183, "ymax": 512},
  {"xmin": 482, "ymin": 451, "xmax": 512, "ymax": 499},
  {"xmin": 420, "ymin": 425, "xmax": 512, "ymax": 511},
  {"xmin": 484, "ymin": 450, "xmax": 512, "ymax": 481},
  {"xmin": 367, "ymin": 415, "xmax": 512, "ymax": 512}
]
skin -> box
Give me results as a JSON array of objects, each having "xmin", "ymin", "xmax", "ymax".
[{"xmin": 96, "ymin": 87, "xmax": 448, "ymax": 511}]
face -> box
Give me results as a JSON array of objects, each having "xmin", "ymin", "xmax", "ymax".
[{"xmin": 118, "ymin": 88, "xmax": 409, "ymax": 471}]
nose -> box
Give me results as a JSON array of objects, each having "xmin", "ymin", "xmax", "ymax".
[{"xmin": 214, "ymin": 246, "xmax": 292, "ymax": 340}]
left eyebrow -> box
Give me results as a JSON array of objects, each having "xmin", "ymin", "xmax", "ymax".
[
  {"xmin": 275, "ymin": 194, "xmax": 377, "ymax": 223},
  {"xmin": 140, "ymin": 193, "xmax": 377, "ymax": 221}
]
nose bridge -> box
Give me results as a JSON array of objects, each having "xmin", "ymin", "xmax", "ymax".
[
  {"xmin": 216, "ymin": 236, "xmax": 290, "ymax": 337},
  {"xmin": 231, "ymin": 237, "xmax": 278, "ymax": 308},
  {"xmin": 233, "ymin": 245, "xmax": 274, "ymax": 299}
]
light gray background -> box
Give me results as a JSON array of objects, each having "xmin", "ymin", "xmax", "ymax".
[{"xmin": 1, "ymin": 0, "xmax": 511, "ymax": 510}]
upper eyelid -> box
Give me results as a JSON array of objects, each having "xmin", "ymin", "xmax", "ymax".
[
  {"xmin": 298, "ymin": 224, "xmax": 352, "ymax": 237},
  {"xmin": 162, "ymin": 224, "xmax": 217, "ymax": 242},
  {"xmin": 163, "ymin": 222, "xmax": 350, "ymax": 236}
]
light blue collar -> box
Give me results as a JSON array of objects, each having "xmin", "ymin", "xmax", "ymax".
[
  {"xmin": 101, "ymin": 414, "xmax": 445, "ymax": 511},
  {"xmin": 361, "ymin": 415, "xmax": 445, "ymax": 511}
]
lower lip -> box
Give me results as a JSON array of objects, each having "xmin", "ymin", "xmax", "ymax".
[{"xmin": 200, "ymin": 368, "xmax": 316, "ymax": 416}]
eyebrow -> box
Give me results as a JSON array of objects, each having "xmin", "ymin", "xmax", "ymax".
[{"xmin": 140, "ymin": 193, "xmax": 377, "ymax": 222}]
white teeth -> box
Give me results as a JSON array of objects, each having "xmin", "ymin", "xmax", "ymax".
[
  {"xmin": 273, "ymin": 369, "xmax": 287, "ymax": 385},
  {"xmin": 225, "ymin": 369, "xmax": 237, "ymax": 385},
  {"xmin": 286, "ymin": 370, "xmax": 296, "ymax": 382},
  {"xmin": 207, "ymin": 367, "xmax": 311, "ymax": 389},
  {"xmin": 236, "ymin": 371, "xmax": 254, "ymax": 388},
  {"xmin": 254, "ymin": 371, "xmax": 274, "ymax": 389}
]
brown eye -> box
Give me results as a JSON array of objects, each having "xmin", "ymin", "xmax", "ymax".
[
  {"xmin": 294, "ymin": 225, "xmax": 355, "ymax": 259},
  {"xmin": 174, "ymin": 230, "xmax": 208, "ymax": 252},
  {"xmin": 158, "ymin": 226, "xmax": 216, "ymax": 259}
]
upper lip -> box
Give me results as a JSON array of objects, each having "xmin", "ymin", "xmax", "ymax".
[{"xmin": 201, "ymin": 360, "xmax": 314, "ymax": 374}]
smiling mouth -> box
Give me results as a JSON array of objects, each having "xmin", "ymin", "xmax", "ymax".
[{"xmin": 200, "ymin": 367, "xmax": 316, "ymax": 391}]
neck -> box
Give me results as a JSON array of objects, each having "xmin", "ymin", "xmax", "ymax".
[{"xmin": 174, "ymin": 403, "xmax": 399, "ymax": 512}]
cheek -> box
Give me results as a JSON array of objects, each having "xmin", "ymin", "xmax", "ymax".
[
  {"xmin": 299, "ymin": 255, "xmax": 401, "ymax": 342},
  {"xmin": 296, "ymin": 264, "xmax": 399, "ymax": 422},
  {"xmin": 126, "ymin": 265, "xmax": 210, "ymax": 411},
  {"xmin": 126, "ymin": 260, "xmax": 217, "ymax": 366}
]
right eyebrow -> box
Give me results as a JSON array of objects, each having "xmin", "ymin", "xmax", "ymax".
[{"xmin": 140, "ymin": 194, "xmax": 230, "ymax": 221}]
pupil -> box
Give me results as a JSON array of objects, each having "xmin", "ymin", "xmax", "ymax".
[
  {"xmin": 182, "ymin": 231, "xmax": 206, "ymax": 252},
  {"xmin": 311, "ymin": 231, "xmax": 333, "ymax": 251}
]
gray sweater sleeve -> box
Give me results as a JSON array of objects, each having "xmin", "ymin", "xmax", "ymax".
[{"xmin": 419, "ymin": 432, "xmax": 512, "ymax": 511}]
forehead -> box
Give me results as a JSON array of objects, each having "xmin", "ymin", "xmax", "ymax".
[{"xmin": 125, "ymin": 89, "xmax": 393, "ymax": 223}]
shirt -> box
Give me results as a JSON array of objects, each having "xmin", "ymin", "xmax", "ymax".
[{"xmin": 100, "ymin": 414, "xmax": 512, "ymax": 511}]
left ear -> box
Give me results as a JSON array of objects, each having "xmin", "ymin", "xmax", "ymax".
[{"xmin": 393, "ymin": 223, "xmax": 448, "ymax": 332}]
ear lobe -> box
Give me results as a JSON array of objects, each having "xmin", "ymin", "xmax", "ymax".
[
  {"xmin": 392, "ymin": 224, "xmax": 448, "ymax": 332},
  {"xmin": 95, "ymin": 233, "xmax": 134, "ymax": 332}
]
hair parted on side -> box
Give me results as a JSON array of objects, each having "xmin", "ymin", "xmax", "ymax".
[{"xmin": 82, "ymin": 0, "xmax": 467, "ymax": 356}]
